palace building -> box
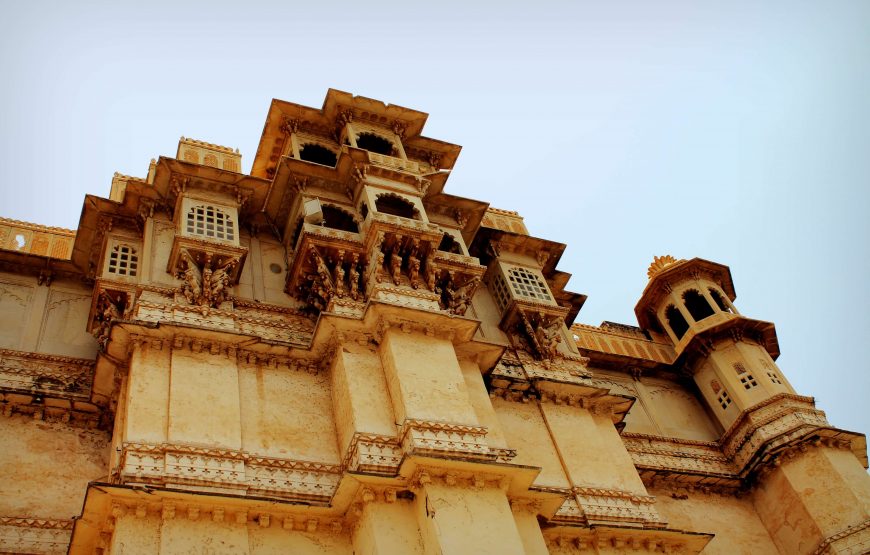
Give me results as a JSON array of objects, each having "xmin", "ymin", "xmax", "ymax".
[{"xmin": 0, "ymin": 89, "xmax": 868, "ymax": 554}]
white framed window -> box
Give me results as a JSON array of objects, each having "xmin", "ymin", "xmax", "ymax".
[
  {"xmin": 107, "ymin": 243, "xmax": 139, "ymax": 277},
  {"xmin": 488, "ymin": 262, "xmax": 556, "ymax": 314},
  {"xmin": 506, "ymin": 267, "xmax": 551, "ymax": 303},
  {"xmin": 186, "ymin": 205, "xmax": 235, "ymax": 241}
]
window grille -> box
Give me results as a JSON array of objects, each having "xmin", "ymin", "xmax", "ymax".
[
  {"xmin": 491, "ymin": 273, "xmax": 511, "ymax": 313},
  {"xmin": 740, "ymin": 374, "xmax": 758, "ymax": 390},
  {"xmin": 186, "ymin": 205, "xmax": 235, "ymax": 241},
  {"xmin": 506, "ymin": 267, "xmax": 551, "ymax": 303},
  {"xmin": 108, "ymin": 244, "xmax": 138, "ymax": 276}
]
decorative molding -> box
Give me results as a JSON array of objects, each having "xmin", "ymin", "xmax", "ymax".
[
  {"xmin": 119, "ymin": 442, "xmax": 341, "ymax": 504},
  {"xmin": 0, "ymin": 348, "xmax": 95, "ymax": 399},
  {"xmin": 812, "ymin": 518, "xmax": 870, "ymax": 555},
  {"xmin": 572, "ymin": 486, "xmax": 663, "ymax": 527},
  {"xmin": 399, "ymin": 419, "xmax": 493, "ymax": 461},
  {"xmin": 0, "ymin": 516, "xmax": 73, "ymax": 555},
  {"xmin": 342, "ymin": 432, "xmax": 403, "ymax": 475},
  {"xmin": 131, "ymin": 292, "xmax": 315, "ymax": 347}
]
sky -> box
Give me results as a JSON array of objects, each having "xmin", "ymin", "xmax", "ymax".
[{"xmin": 1, "ymin": 1, "xmax": 868, "ymax": 440}]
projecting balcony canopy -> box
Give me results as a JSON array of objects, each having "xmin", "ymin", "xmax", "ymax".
[{"xmin": 250, "ymin": 89, "xmax": 461, "ymax": 180}]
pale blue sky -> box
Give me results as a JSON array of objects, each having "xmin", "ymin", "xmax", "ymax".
[{"xmin": 1, "ymin": 1, "xmax": 868, "ymax": 439}]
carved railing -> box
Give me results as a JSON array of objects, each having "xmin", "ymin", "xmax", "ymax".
[{"xmin": 366, "ymin": 152, "xmax": 421, "ymax": 174}]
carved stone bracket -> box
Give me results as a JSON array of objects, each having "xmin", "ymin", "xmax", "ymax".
[
  {"xmin": 89, "ymin": 282, "xmax": 136, "ymax": 350},
  {"xmin": 173, "ymin": 248, "xmax": 242, "ymax": 310}
]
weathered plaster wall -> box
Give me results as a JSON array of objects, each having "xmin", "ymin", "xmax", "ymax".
[
  {"xmin": 111, "ymin": 514, "xmax": 352, "ymax": 554},
  {"xmin": 415, "ymin": 483, "xmax": 525, "ymax": 555},
  {"xmin": 0, "ymin": 415, "xmax": 109, "ymax": 519},
  {"xmin": 238, "ymin": 358, "xmax": 340, "ymax": 462},
  {"xmin": 492, "ymin": 398, "xmax": 570, "ymax": 489},
  {"xmin": 168, "ymin": 349, "xmax": 242, "ymax": 450},
  {"xmin": 541, "ymin": 403, "xmax": 646, "ymax": 494},
  {"xmin": 379, "ymin": 330, "xmax": 478, "ymax": 425},
  {"xmin": 460, "ymin": 358, "xmax": 509, "ymax": 450},
  {"xmin": 0, "ymin": 273, "xmax": 96, "ymax": 359},
  {"xmin": 329, "ymin": 345, "xmax": 395, "ymax": 454},
  {"xmin": 753, "ymin": 446, "xmax": 870, "ymax": 554},
  {"xmin": 352, "ymin": 499, "xmax": 424, "ymax": 555},
  {"xmin": 651, "ymin": 487, "xmax": 779, "ymax": 554}
]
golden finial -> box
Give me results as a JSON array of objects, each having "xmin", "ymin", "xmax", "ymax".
[{"xmin": 647, "ymin": 255, "xmax": 680, "ymax": 279}]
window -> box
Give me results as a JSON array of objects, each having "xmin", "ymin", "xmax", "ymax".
[
  {"xmin": 299, "ymin": 143, "xmax": 338, "ymax": 167},
  {"xmin": 375, "ymin": 194, "xmax": 417, "ymax": 219},
  {"xmin": 321, "ymin": 205, "xmax": 358, "ymax": 233},
  {"xmin": 507, "ymin": 267, "xmax": 551, "ymax": 303},
  {"xmin": 718, "ymin": 390, "xmax": 732, "ymax": 410},
  {"xmin": 740, "ymin": 374, "xmax": 758, "ymax": 390},
  {"xmin": 356, "ymin": 132, "xmax": 394, "ymax": 155},
  {"xmin": 709, "ymin": 288, "xmax": 731, "ymax": 313},
  {"xmin": 767, "ymin": 371, "xmax": 783, "ymax": 385},
  {"xmin": 711, "ymin": 380, "xmax": 732, "ymax": 410},
  {"xmin": 108, "ymin": 244, "xmax": 138, "ymax": 276},
  {"xmin": 665, "ymin": 305, "xmax": 689, "ymax": 339},
  {"xmin": 186, "ymin": 205, "xmax": 235, "ymax": 241},
  {"xmin": 438, "ymin": 233, "xmax": 463, "ymax": 255},
  {"xmin": 683, "ymin": 289, "xmax": 714, "ymax": 321}
]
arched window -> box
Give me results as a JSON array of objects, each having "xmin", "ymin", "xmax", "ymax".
[
  {"xmin": 665, "ymin": 305, "xmax": 689, "ymax": 339},
  {"xmin": 299, "ymin": 143, "xmax": 337, "ymax": 167},
  {"xmin": 108, "ymin": 244, "xmax": 138, "ymax": 276},
  {"xmin": 438, "ymin": 233, "xmax": 463, "ymax": 254},
  {"xmin": 709, "ymin": 288, "xmax": 731, "ymax": 313},
  {"xmin": 356, "ymin": 132, "xmax": 394, "ymax": 155},
  {"xmin": 321, "ymin": 205, "xmax": 359, "ymax": 233},
  {"xmin": 375, "ymin": 194, "xmax": 418, "ymax": 219},
  {"xmin": 683, "ymin": 289, "xmax": 714, "ymax": 321},
  {"xmin": 186, "ymin": 205, "xmax": 235, "ymax": 241}
]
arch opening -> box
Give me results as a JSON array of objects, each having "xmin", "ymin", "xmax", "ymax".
[
  {"xmin": 438, "ymin": 233, "xmax": 463, "ymax": 254},
  {"xmin": 375, "ymin": 194, "xmax": 418, "ymax": 220},
  {"xmin": 356, "ymin": 132, "xmax": 394, "ymax": 155},
  {"xmin": 665, "ymin": 305, "xmax": 690, "ymax": 340},
  {"xmin": 299, "ymin": 143, "xmax": 337, "ymax": 167},
  {"xmin": 683, "ymin": 289, "xmax": 714, "ymax": 321},
  {"xmin": 321, "ymin": 205, "xmax": 359, "ymax": 233},
  {"xmin": 709, "ymin": 288, "xmax": 732, "ymax": 313}
]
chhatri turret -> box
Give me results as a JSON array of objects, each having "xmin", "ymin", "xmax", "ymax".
[
  {"xmin": 635, "ymin": 255, "xmax": 789, "ymax": 430},
  {"xmin": 634, "ymin": 255, "xmax": 869, "ymax": 553}
]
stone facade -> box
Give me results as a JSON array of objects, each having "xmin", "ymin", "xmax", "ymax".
[{"xmin": 0, "ymin": 89, "xmax": 868, "ymax": 554}]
